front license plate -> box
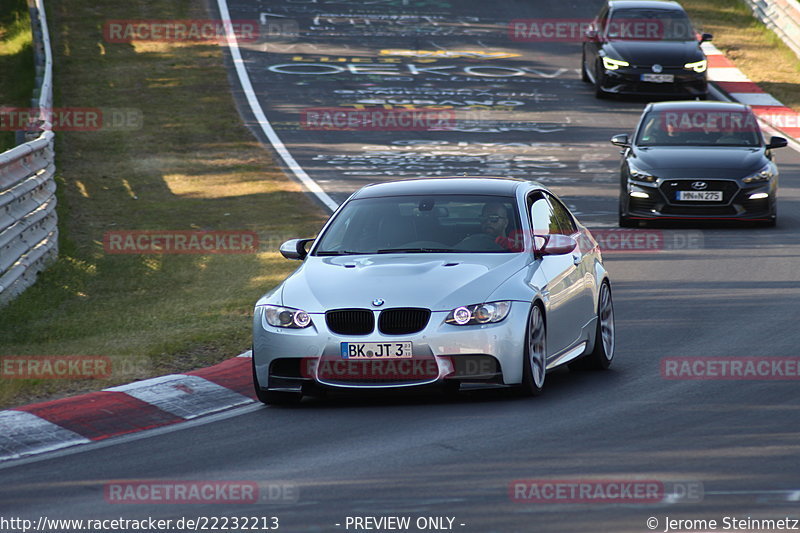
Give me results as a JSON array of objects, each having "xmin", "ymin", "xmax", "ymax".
[
  {"xmin": 641, "ymin": 73, "xmax": 674, "ymax": 83},
  {"xmin": 677, "ymin": 191, "xmax": 723, "ymax": 201},
  {"xmin": 341, "ymin": 342, "xmax": 413, "ymax": 359}
]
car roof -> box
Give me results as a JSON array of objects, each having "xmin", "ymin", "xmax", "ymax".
[
  {"xmin": 646, "ymin": 100, "xmax": 752, "ymax": 113},
  {"xmin": 609, "ymin": 0, "xmax": 684, "ymax": 11},
  {"xmin": 352, "ymin": 177, "xmax": 534, "ymax": 199}
]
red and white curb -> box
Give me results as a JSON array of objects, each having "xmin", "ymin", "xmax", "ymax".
[
  {"xmin": 0, "ymin": 351, "xmax": 256, "ymax": 462},
  {"xmin": 703, "ymin": 41, "xmax": 800, "ymax": 141}
]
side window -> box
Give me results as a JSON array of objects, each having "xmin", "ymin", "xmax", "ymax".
[
  {"xmin": 547, "ymin": 194, "xmax": 578, "ymax": 235},
  {"xmin": 637, "ymin": 112, "xmax": 659, "ymax": 144},
  {"xmin": 529, "ymin": 193, "xmax": 555, "ymax": 236}
]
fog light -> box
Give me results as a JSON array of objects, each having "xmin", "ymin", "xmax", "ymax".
[
  {"xmin": 749, "ymin": 192, "xmax": 769, "ymax": 200},
  {"xmin": 630, "ymin": 191, "xmax": 650, "ymax": 199}
]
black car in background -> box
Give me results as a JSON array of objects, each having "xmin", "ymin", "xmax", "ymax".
[
  {"xmin": 612, "ymin": 101, "xmax": 788, "ymax": 226},
  {"xmin": 582, "ymin": 0, "xmax": 711, "ymax": 98}
]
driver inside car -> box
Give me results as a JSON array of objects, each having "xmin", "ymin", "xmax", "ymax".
[{"xmin": 456, "ymin": 202, "xmax": 520, "ymax": 251}]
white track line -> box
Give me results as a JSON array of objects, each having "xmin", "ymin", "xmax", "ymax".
[{"xmin": 217, "ymin": 0, "xmax": 338, "ymax": 213}]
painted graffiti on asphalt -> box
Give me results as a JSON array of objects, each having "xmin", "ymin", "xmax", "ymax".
[
  {"xmin": 309, "ymin": 140, "xmax": 578, "ymax": 180},
  {"xmin": 267, "ymin": 62, "xmax": 571, "ymax": 79},
  {"xmin": 379, "ymin": 49, "xmax": 520, "ymax": 59}
]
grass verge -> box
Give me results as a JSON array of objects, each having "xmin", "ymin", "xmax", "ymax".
[
  {"xmin": 0, "ymin": 0, "xmax": 34, "ymax": 152},
  {"xmin": 0, "ymin": 0, "xmax": 327, "ymax": 408},
  {"xmin": 683, "ymin": 0, "xmax": 800, "ymax": 110}
]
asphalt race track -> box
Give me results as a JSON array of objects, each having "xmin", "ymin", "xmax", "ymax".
[{"xmin": 3, "ymin": 0, "xmax": 800, "ymax": 531}]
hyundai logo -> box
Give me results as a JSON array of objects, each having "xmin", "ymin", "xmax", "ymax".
[
  {"xmin": 691, "ymin": 181, "xmax": 708, "ymax": 190},
  {"xmin": 372, "ymin": 298, "xmax": 385, "ymax": 307},
  {"xmin": 652, "ymin": 64, "xmax": 663, "ymax": 73}
]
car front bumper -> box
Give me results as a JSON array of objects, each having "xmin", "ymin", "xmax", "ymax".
[
  {"xmin": 623, "ymin": 178, "xmax": 776, "ymax": 221},
  {"xmin": 253, "ymin": 302, "xmax": 531, "ymax": 392},
  {"xmin": 601, "ymin": 67, "xmax": 707, "ymax": 97}
]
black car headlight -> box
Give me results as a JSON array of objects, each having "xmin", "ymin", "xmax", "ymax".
[
  {"xmin": 684, "ymin": 59, "xmax": 708, "ymax": 73},
  {"xmin": 742, "ymin": 164, "xmax": 774, "ymax": 184},
  {"xmin": 263, "ymin": 305, "xmax": 312, "ymax": 328},
  {"xmin": 627, "ymin": 162, "xmax": 657, "ymax": 183},
  {"xmin": 446, "ymin": 301, "xmax": 512, "ymax": 326},
  {"xmin": 602, "ymin": 57, "xmax": 630, "ymax": 71}
]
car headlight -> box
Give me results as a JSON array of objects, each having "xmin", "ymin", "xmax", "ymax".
[
  {"xmin": 602, "ymin": 56, "xmax": 630, "ymax": 70},
  {"xmin": 742, "ymin": 164, "xmax": 774, "ymax": 184},
  {"xmin": 684, "ymin": 59, "xmax": 707, "ymax": 73},
  {"xmin": 627, "ymin": 162, "xmax": 657, "ymax": 183},
  {"xmin": 445, "ymin": 301, "xmax": 512, "ymax": 326},
  {"xmin": 262, "ymin": 305, "xmax": 312, "ymax": 328}
]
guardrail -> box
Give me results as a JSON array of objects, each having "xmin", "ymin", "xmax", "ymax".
[
  {"xmin": 0, "ymin": 0, "xmax": 56, "ymax": 307},
  {"xmin": 743, "ymin": 0, "xmax": 800, "ymax": 60}
]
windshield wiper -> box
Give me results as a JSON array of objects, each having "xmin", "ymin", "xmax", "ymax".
[
  {"xmin": 376, "ymin": 248, "xmax": 456, "ymax": 254},
  {"xmin": 315, "ymin": 250, "xmax": 365, "ymax": 256}
]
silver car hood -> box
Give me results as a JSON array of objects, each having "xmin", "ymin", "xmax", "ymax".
[{"xmin": 278, "ymin": 253, "xmax": 530, "ymax": 313}]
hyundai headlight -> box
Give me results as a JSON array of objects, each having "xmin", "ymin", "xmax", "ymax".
[
  {"xmin": 446, "ymin": 301, "xmax": 512, "ymax": 326},
  {"xmin": 602, "ymin": 56, "xmax": 630, "ymax": 70},
  {"xmin": 742, "ymin": 164, "xmax": 774, "ymax": 184},
  {"xmin": 684, "ymin": 59, "xmax": 707, "ymax": 73},
  {"xmin": 628, "ymin": 162, "xmax": 657, "ymax": 183},
  {"xmin": 262, "ymin": 305, "xmax": 312, "ymax": 328}
]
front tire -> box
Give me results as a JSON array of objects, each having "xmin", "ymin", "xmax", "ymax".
[
  {"xmin": 519, "ymin": 304, "xmax": 546, "ymax": 396},
  {"xmin": 581, "ymin": 48, "xmax": 590, "ymax": 82},
  {"xmin": 594, "ymin": 61, "xmax": 607, "ymax": 99}
]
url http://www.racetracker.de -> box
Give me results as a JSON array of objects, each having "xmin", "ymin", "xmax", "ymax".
[{"xmin": 0, "ymin": 515, "xmax": 281, "ymax": 532}]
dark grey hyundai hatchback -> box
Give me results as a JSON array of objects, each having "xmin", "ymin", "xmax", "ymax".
[{"xmin": 611, "ymin": 101, "xmax": 788, "ymax": 227}]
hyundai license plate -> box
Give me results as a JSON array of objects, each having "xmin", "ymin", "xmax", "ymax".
[{"xmin": 677, "ymin": 191, "xmax": 723, "ymax": 201}]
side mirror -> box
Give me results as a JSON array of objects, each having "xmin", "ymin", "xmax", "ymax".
[
  {"xmin": 279, "ymin": 238, "xmax": 314, "ymax": 260},
  {"xmin": 700, "ymin": 33, "xmax": 713, "ymax": 43},
  {"xmin": 767, "ymin": 136, "xmax": 788, "ymax": 150},
  {"xmin": 537, "ymin": 234, "xmax": 578, "ymax": 256},
  {"xmin": 610, "ymin": 134, "xmax": 630, "ymax": 148},
  {"xmin": 585, "ymin": 28, "xmax": 598, "ymax": 40}
]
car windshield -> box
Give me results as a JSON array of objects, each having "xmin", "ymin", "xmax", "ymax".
[
  {"xmin": 607, "ymin": 8, "xmax": 695, "ymax": 41},
  {"xmin": 636, "ymin": 109, "xmax": 762, "ymax": 147},
  {"xmin": 314, "ymin": 194, "xmax": 522, "ymax": 255}
]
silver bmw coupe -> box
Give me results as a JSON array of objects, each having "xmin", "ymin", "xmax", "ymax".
[{"xmin": 252, "ymin": 177, "xmax": 615, "ymax": 404}]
